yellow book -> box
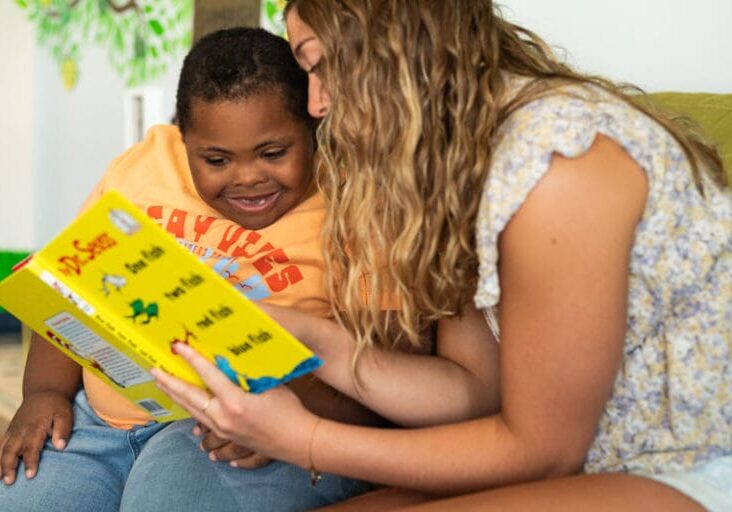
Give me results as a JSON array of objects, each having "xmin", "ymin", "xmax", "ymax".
[{"xmin": 0, "ymin": 191, "xmax": 322, "ymax": 421}]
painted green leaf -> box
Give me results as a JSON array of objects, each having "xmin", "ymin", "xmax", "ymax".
[
  {"xmin": 267, "ymin": 2, "xmax": 277, "ymax": 18},
  {"xmin": 148, "ymin": 19, "xmax": 164, "ymax": 36},
  {"xmin": 114, "ymin": 28, "xmax": 124, "ymax": 51},
  {"xmin": 134, "ymin": 34, "xmax": 146, "ymax": 58},
  {"xmin": 14, "ymin": 0, "xmax": 193, "ymax": 89}
]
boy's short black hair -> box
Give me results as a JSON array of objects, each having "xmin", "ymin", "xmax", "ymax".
[{"xmin": 176, "ymin": 27, "xmax": 311, "ymax": 133}]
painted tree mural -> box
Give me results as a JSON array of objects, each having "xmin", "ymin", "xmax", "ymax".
[
  {"xmin": 14, "ymin": 0, "xmax": 193, "ymax": 90},
  {"xmin": 260, "ymin": 0, "xmax": 286, "ymax": 38}
]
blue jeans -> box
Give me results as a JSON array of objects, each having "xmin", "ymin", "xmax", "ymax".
[
  {"xmin": 120, "ymin": 418, "xmax": 371, "ymax": 511},
  {"xmin": 0, "ymin": 390, "xmax": 371, "ymax": 512}
]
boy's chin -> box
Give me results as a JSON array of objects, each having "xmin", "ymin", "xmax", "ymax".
[{"xmin": 225, "ymin": 209, "xmax": 285, "ymax": 231}]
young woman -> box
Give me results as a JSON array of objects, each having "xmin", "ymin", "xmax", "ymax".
[{"xmin": 154, "ymin": 1, "xmax": 732, "ymax": 510}]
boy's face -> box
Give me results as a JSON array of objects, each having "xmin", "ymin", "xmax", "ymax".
[{"xmin": 183, "ymin": 94, "xmax": 314, "ymax": 230}]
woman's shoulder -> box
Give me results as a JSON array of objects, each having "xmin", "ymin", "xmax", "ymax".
[
  {"xmin": 484, "ymin": 79, "xmax": 671, "ymax": 216},
  {"xmin": 481, "ymin": 81, "xmax": 641, "ymax": 216},
  {"xmin": 474, "ymin": 80, "xmax": 661, "ymax": 309},
  {"xmin": 494, "ymin": 80, "xmax": 639, "ymax": 159}
]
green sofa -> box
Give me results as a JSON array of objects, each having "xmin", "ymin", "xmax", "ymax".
[{"xmin": 647, "ymin": 92, "xmax": 732, "ymax": 183}]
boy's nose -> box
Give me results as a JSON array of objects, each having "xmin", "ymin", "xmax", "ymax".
[{"xmin": 233, "ymin": 165, "xmax": 268, "ymax": 187}]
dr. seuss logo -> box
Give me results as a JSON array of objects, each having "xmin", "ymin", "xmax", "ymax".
[{"xmin": 57, "ymin": 233, "xmax": 118, "ymax": 276}]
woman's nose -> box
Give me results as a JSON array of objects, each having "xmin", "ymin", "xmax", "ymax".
[{"xmin": 308, "ymin": 74, "xmax": 331, "ymax": 118}]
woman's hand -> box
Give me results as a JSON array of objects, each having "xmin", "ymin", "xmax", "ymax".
[{"xmin": 152, "ymin": 342, "xmax": 319, "ymax": 469}]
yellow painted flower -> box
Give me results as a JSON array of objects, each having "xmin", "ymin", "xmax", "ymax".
[
  {"xmin": 61, "ymin": 58, "xmax": 78, "ymax": 91},
  {"xmin": 40, "ymin": 0, "xmax": 51, "ymax": 7}
]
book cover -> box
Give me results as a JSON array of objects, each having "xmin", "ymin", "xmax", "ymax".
[{"xmin": 0, "ymin": 191, "xmax": 322, "ymax": 421}]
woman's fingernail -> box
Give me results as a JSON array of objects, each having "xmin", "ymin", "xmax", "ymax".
[
  {"xmin": 230, "ymin": 461, "xmax": 238, "ymax": 468},
  {"xmin": 25, "ymin": 469, "xmax": 35, "ymax": 479},
  {"xmin": 174, "ymin": 342, "xmax": 190, "ymax": 353},
  {"xmin": 209, "ymin": 452, "xmax": 217, "ymax": 461}
]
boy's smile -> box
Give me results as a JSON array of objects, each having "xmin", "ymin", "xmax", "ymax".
[{"xmin": 183, "ymin": 94, "xmax": 314, "ymax": 230}]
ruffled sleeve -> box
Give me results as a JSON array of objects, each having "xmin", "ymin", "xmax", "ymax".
[{"xmin": 474, "ymin": 86, "xmax": 671, "ymax": 309}]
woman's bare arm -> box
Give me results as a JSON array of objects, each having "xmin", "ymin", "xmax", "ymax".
[
  {"xmin": 156, "ymin": 135, "xmax": 647, "ymax": 493},
  {"xmin": 261, "ymin": 300, "xmax": 500, "ymax": 427}
]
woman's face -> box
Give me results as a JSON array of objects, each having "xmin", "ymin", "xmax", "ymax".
[{"xmin": 286, "ymin": 7, "xmax": 331, "ymax": 118}]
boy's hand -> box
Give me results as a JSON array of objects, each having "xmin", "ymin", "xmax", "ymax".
[
  {"xmin": 0, "ymin": 391, "xmax": 73, "ymax": 485},
  {"xmin": 195, "ymin": 423, "xmax": 272, "ymax": 469}
]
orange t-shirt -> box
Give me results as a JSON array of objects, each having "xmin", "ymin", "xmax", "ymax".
[{"xmin": 80, "ymin": 125, "xmax": 329, "ymax": 428}]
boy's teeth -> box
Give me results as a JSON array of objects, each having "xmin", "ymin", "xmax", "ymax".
[{"xmin": 243, "ymin": 197, "xmax": 267, "ymax": 206}]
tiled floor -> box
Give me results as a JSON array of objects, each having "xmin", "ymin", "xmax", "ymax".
[{"xmin": 0, "ymin": 332, "xmax": 23, "ymax": 433}]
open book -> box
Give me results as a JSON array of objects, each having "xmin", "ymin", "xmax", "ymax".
[{"xmin": 0, "ymin": 191, "xmax": 322, "ymax": 421}]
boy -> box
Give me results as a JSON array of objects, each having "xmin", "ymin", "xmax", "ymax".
[{"xmin": 0, "ymin": 27, "xmax": 376, "ymax": 512}]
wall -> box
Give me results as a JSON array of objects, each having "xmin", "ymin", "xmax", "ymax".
[
  {"xmin": 33, "ymin": 46, "xmax": 182, "ymax": 246},
  {"xmin": 0, "ymin": 2, "xmax": 36, "ymax": 252},
  {"xmin": 500, "ymin": 0, "xmax": 732, "ymax": 93},
  {"xmin": 1, "ymin": 0, "xmax": 731, "ymax": 253},
  {"xmin": 0, "ymin": 4, "xmax": 188, "ymax": 251}
]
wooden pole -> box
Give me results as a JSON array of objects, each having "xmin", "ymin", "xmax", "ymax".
[{"xmin": 193, "ymin": 0, "xmax": 262, "ymax": 42}]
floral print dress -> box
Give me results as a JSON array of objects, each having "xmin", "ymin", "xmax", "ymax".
[{"xmin": 475, "ymin": 82, "xmax": 732, "ymax": 474}]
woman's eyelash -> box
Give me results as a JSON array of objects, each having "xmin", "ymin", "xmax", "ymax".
[{"xmin": 307, "ymin": 60, "xmax": 323, "ymax": 74}]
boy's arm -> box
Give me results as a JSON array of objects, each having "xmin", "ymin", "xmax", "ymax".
[
  {"xmin": 0, "ymin": 331, "xmax": 81, "ymax": 484},
  {"xmin": 22, "ymin": 331, "xmax": 81, "ymax": 398}
]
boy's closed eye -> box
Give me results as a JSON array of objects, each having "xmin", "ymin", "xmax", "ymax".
[
  {"xmin": 203, "ymin": 156, "xmax": 229, "ymax": 167},
  {"xmin": 261, "ymin": 147, "xmax": 288, "ymax": 161}
]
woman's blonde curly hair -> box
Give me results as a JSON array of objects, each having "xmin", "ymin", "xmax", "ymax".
[{"xmin": 285, "ymin": 0, "xmax": 726, "ymax": 358}]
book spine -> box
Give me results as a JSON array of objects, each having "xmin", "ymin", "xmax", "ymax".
[{"xmin": 26, "ymin": 256, "xmax": 183, "ymax": 418}]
